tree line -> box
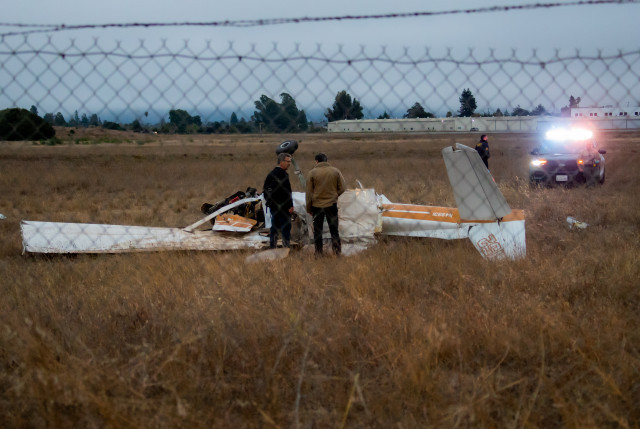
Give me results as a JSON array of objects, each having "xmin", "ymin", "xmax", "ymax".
[{"xmin": 26, "ymin": 89, "xmax": 578, "ymax": 135}]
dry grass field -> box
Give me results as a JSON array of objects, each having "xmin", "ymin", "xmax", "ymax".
[{"xmin": 1, "ymin": 128, "xmax": 639, "ymax": 427}]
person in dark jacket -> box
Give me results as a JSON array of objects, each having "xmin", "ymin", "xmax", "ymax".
[
  {"xmin": 475, "ymin": 134, "xmax": 491, "ymax": 169},
  {"xmin": 263, "ymin": 153, "xmax": 294, "ymax": 248}
]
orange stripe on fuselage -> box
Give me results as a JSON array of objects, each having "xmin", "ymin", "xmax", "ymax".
[
  {"xmin": 495, "ymin": 209, "xmax": 525, "ymax": 222},
  {"xmin": 382, "ymin": 204, "xmax": 525, "ymax": 223},
  {"xmin": 382, "ymin": 204, "xmax": 461, "ymax": 223}
]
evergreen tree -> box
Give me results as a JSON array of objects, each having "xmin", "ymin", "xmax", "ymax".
[
  {"xmin": 278, "ymin": 93, "xmax": 299, "ymax": 131},
  {"xmin": 168, "ymin": 109, "xmax": 200, "ymax": 133},
  {"xmin": 252, "ymin": 93, "xmax": 307, "ymax": 132},
  {"xmin": 511, "ymin": 105, "xmax": 530, "ymax": 116},
  {"xmin": 131, "ymin": 119, "xmax": 143, "ymax": 132},
  {"xmin": 325, "ymin": 90, "xmax": 364, "ymax": 121},
  {"xmin": 296, "ymin": 109, "xmax": 308, "ymax": 131},
  {"xmin": 403, "ymin": 102, "xmax": 434, "ymax": 118},
  {"xmin": 458, "ymin": 89, "xmax": 477, "ymax": 117},
  {"xmin": 0, "ymin": 108, "xmax": 55, "ymax": 140},
  {"xmin": 68, "ymin": 110, "xmax": 80, "ymax": 127},
  {"xmin": 89, "ymin": 114, "xmax": 100, "ymax": 127},
  {"xmin": 569, "ymin": 95, "xmax": 581, "ymax": 108},
  {"xmin": 252, "ymin": 95, "xmax": 281, "ymax": 132},
  {"xmin": 531, "ymin": 104, "xmax": 547, "ymax": 116},
  {"xmin": 54, "ymin": 112, "xmax": 66, "ymax": 126}
]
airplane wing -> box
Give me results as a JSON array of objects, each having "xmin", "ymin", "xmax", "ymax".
[
  {"xmin": 21, "ymin": 221, "xmax": 268, "ymax": 254},
  {"xmin": 442, "ymin": 143, "xmax": 511, "ymax": 220}
]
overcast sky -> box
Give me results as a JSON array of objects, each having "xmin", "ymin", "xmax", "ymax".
[
  {"xmin": 3, "ymin": 0, "xmax": 640, "ymax": 51},
  {"xmin": 2, "ymin": 1, "xmax": 639, "ymax": 121}
]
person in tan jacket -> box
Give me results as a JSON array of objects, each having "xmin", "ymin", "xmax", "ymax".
[{"xmin": 306, "ymin": 153, "xmax": 346, "ymax": 255}]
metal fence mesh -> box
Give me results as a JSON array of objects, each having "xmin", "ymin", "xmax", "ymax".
[
  {"xmin": 3, "ymin": 36, "xmax": 639, "ymax": 127},
  {"xmin": 2, "ymin": 16, "xmax": 639, "ymax": 258}
]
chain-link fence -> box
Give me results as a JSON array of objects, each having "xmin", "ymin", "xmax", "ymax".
[
  {"xmin": 2, "ymin": 8, "xmax": 639, "ymax": 258},
  {"xmin": 2, "ymin": 34, "xmax": 640, "ymax": 131}
]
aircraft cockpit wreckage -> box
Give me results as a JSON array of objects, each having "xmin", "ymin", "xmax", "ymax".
[{"xmin": 21, "ymin": 141, "xmax": 526, "ymax": 260}]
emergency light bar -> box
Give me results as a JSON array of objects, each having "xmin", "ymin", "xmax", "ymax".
[{"xmin": 545, "ymin": 128, "xmax": 593, "ymax": 141}]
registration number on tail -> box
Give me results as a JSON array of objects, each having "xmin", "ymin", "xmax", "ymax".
[{"xmin": 555, "ymin": 175, "xmax": 568, "ymax": 182}]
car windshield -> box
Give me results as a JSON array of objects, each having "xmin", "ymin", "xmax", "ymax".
[{"xmin": 539, "ymin": 140, "xmax": 591, "ymax": 154}]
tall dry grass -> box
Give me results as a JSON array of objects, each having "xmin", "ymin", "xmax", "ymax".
[{"xmin": 1, "ymin": 129, "xmax": 639, "ymax": 427}]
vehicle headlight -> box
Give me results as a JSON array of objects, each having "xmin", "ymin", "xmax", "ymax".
[{"xmin": 531, "ymin": 159, "xmax": 547, "ymax": 167}]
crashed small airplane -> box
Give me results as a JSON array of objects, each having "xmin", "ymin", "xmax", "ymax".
[{"xmin": 20, "ymin": 142, "xmax": 525, "ymax": 260}]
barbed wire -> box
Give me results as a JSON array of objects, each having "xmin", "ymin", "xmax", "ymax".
[
  {"xmin": 1, "ymin": 0, "xmax": 639, "ymax": 37},
  {"xmin": 2, "ymin": 43, "xmax": 638, "ymax": 67}
]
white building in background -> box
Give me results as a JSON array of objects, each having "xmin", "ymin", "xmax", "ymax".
[
  {"xmin": 570, "ymin": 106, "xmax": 640, "ymax": 118},
  {"xmin": 327, "ymin": 111, "xmax": 640, "ymax": 133},
  {"xmin": 327, "ymin": 116, "xmax": 539, "ymax": 133}
]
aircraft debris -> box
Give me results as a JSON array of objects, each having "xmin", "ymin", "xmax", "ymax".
[
  {"xmin": 20, "ymin": 143, "xmax": 526, "ymax": 260},
  {"xmin": 566, "ymin": 216, "xmax": 588, "ymax": 229}
]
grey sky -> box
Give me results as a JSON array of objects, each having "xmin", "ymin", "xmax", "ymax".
[
  {"xmin": 2, "ymin": 1, "xmax": 639, "ymax": 122},
  {"xmin": 4, "ymin": 0, "xmax": 640, "ymax": 50}
]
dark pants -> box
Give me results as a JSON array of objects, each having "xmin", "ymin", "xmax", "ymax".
[
  {"xmin": 311, "ymin": 204, "xmax": 341, "ymax": 255},
  {"xmin": 270, "ymin": 211, "xmax": 291, "ymax": 248}
]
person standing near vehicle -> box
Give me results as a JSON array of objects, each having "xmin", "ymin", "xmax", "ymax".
[
  {"xmin": 475, "ymin": 134, "xmax": 491, "ymax": 169},
  {"xmin": 306, "ymin": 153, "xmax": 346, "ymax": 256},
  {"xmin": 263, "ymin": 153, "xmax": 294, "ymax": 248}
]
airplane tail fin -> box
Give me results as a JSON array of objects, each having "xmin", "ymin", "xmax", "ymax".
[
  {"xmin": 442, "ymin": 143, "xmax": 526, "ymax": 260},
  {"xmin": 467, "ymin": 210, "xmax": 526, "ymax": 260},
  {"xmin": 442, "ymin": 143, "xmax": 511, "ymax": 220}
]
